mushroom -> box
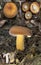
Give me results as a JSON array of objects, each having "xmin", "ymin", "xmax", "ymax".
[
  {"xmin": 22, "ymin": 2, "xmax": 30, "ymax": 12},
  {"xmin": 9, "ymin": 26, "xmax": 32, "ymax": 51},
  {"xmin": 25, "ymin": 11, "xmax": 32, "ymax": 20},
  {"xmin": 3, "ymin": 53, "xmax": 10, "ymax": 63},
  {"xmin": 9, "ymin": 51, "xmax": 16, "ymax": 63},
  {"xmin": 30, "ymin": 2, "xmax": 40, "ymax": 14},
  {"xmin": 3, "ymin": 2, "xmax": 18, "ymax": 18}
]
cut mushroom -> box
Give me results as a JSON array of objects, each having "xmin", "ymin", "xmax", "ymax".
[
  {"xmin": 25, "ymin": 11, "xmax": 32, "ymax": 20},
  {"xmin": 22, "ymin": 2, "xmax": 30, "ymax": 12},
  {"xmin": 9, "ymin": 26, "xmax": 32, "ymax": 51},
  {"xmin": 30, "ymin": 2, "xmax": 40, "ymax": 14}
]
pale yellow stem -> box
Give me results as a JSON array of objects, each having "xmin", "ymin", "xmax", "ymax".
[{"xmin": 16, "ymin": 35, "xmax": 24, "ymax": 51}]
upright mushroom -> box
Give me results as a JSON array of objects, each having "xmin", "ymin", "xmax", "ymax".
[{"xmin": 9, "ymin": 26, "xmax": 32, "ymax": 51}]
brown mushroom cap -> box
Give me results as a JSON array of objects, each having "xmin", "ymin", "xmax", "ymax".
[
  {"xmin": 3, "ymin": 2, "xmax": 18, "ymax": 18},
  {"xmin": 9, "ymin": 26, "xmax": 32, "ymax": 37}
]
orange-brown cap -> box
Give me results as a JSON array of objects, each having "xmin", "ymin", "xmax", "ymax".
[
  {"xmin": 9, "ymin": 26, "xmax": 32, "ymax": 37},
  {"xmin": 3, "ymin": 2, "xmax": 18, "ymax": 18}
]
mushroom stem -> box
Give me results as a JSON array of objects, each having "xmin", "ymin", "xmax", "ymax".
[{"xmin": 16, "ymin": 35, "xmax": 25, "ymax": 51}]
